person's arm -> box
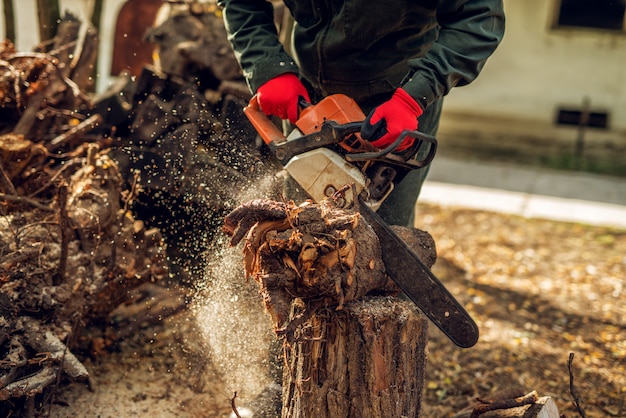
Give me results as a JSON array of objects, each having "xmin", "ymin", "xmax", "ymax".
[
  {"xmin": 401, "ymin": 0, "xmax": 505, "ymax": 109},
  {"xmin": 217, "ymin": 0, "xmax": 300, "ymax": 93}
]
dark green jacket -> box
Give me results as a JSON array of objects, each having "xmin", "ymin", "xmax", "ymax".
[{"xmin": 217, "ymin": 0, "xmax": 504, "ymax": 110}]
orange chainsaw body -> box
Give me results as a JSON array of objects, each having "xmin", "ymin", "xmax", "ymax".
[{"xmin": 245, "ymin": 94, "xmax": 375, "ymax": 154}]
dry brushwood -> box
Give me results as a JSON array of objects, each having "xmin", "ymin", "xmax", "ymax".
[
  {"xmin": 0, "ymin": 145, "xmax": 168, "ymax": 406},
  {"xmin": 0, "ymin": 19, "xmax": 96, "ymax": 146},
  {"xmin": 107, "ymin": 3, "xmax": 281, "ymax": 281},
  {"xmin": 144, "ymin": 1, "xmax": 243, "ymax": 85},
  {"xmin": 0, "ymin": 17, "xmax": 168, "ymax": 415}
]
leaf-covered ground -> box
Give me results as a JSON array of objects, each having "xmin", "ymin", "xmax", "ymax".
[
  {"xmin": 417, "ymin": 203, "xmax": 626, "ymax": 417},
  {"xmin": 49, "ymin": 203, "xmax": 626, "ymax": 417}
]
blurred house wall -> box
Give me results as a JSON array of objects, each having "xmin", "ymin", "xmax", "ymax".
[{"xmin": 439, "ymin": 0, "xmax": 626, "ymax": 147}]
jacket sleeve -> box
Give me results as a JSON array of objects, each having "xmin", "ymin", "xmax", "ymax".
[
  {"xmin": 216, "ymin": 0, "xmax": 300, "ymax": 93},
  {"xmin": 402, "ymin": 0, "xmax": 505, "ymax": 109}
]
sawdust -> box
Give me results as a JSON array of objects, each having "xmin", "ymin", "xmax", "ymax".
[{"xmin": 46, "ymin": 201, "xmax": 625, "ymax": 417}]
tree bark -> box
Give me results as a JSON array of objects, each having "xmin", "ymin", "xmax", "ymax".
[{"xmin": 282, "ymin": 296, "xmax": 428, "ymax": 418}]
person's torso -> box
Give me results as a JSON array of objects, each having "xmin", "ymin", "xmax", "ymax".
[{"xmin": 283, "ymin": 0, "xmax": 440, "ymax": 99}]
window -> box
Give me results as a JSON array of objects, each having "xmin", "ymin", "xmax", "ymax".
[
  {"xmin": 556, "ymin": 108, "xmax": 609, "ymax": 129},
  {"xmin": 555, "ymin": 0, "xmax": 626, "ymax": 31}
]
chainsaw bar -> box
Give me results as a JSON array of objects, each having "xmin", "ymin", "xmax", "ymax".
[{"xmin": 359, "ymin": 202, "xmax": 479, "ymax": 348}]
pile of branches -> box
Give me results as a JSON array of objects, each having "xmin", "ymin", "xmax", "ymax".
[
  {"xmin": 0, "ymin": 5, "xmax": 279, "ymax": 414},
  {"xmin": 0, "ymin": 20, "xmax": 167, "ymax": 415}
]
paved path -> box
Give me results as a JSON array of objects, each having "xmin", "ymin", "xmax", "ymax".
[{"xmin": 419, "ymin": 157, "xmax": 626, "ymax": 229}]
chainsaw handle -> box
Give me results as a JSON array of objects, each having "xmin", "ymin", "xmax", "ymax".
[
  {"xmin": 244, "ymin": 95, "xmax": 287, "ymax": 145},
  {"xmin": 346, "ymin": 129, "xmax": 438, "ymax": 168}
]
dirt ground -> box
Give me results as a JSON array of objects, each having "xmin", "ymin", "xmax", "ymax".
[{"xmin": 48, "ymin": 202, "xmax": 626, "ymax": 418}]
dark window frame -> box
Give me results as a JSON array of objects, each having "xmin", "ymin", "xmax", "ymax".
[
  {"xmin": 555, "ymin": 107, "xmax": 610, "ymax": 130},
  {"xmin": 552, "ymin": 0, "xmax": 626, "ymax": 32}
]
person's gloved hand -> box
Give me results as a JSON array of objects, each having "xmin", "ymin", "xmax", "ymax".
[
  {"xmin": 256, "ymin": 73, "xmax": 311, "ymax": 124},
  {"xmin": 361, "ymin": 88, "xmax": 423, "ymax": 152}
]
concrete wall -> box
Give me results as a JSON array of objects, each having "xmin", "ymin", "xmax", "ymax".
[{"xmin": 440, "ymin": 0, "xmax": 626, "ymax": 143}]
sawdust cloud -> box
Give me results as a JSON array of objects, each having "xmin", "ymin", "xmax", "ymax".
[{"xmin": 191, "ymin": 173, "xmax": 281, "ymax": 405}]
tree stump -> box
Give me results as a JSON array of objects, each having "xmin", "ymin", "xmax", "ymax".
[
  {"xmin": 282, "ymin": 296, "xmax": 428, "ymax": 418},
  {"xmin": 223, "ymin": 198, "xmax": 435, "ymax": 417}
]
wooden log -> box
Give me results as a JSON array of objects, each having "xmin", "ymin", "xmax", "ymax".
[
  {"xmin": 526, "ymin": 397, "xmax": 560, "ymax": 418},
  {"xmin": 453, "ymin": 391, "xmax": 560, "ymax": 418},
  {"xmin": 282, "ymin": 296, "xmax": 428, "ymax": 418},
  {"xmin": 458, "ymin": 397, "xmax": 559, "ymax": 418}
]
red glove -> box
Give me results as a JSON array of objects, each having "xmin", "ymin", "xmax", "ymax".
[
  {"xmin": 256, "ymin": 73, "xmax": 311, "ymax": 124},
  {"xmin": 361, "ymin": 88, "xmax": 423, "ymax": 152}
]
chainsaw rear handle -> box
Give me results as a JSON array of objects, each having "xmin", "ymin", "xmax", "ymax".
[
  {"xmin": 346, "ymin": 129, "xmax": 438, "ymax": 169},
  {"xmin": 244, "ymin": 95, "xmax": 288, "ymax": 146}
]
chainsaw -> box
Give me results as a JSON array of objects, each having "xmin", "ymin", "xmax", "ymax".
[{"xmin": 244, "ymin": 94, "xmax": 479, "ymax": 348}]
